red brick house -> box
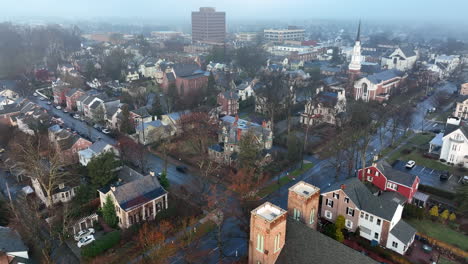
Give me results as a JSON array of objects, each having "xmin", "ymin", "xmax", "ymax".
[
  {"xmin": 52, "ymin": 82, "xmax": 71, "ymax": 106},
  {"xmin": 357, "ymin": 161, "xmax": 420, "ymax": 202},
  {"xmin": 161, "ymin": 64, "xmax": 208, "ymax": 98},
  {"xmin": 353, "ymin": 70, "xmax": 407, "ymax": 102},
  {"xmin": 48, "ymin": 125, "xmax": 92, "ymax": 164},
  {"xmin": 65, "ymin": 89, "xmax": 86, "ymax": 111},
  {"xmin": 217, "ymin": 91, "xmax": 239, "ymax": 116}
]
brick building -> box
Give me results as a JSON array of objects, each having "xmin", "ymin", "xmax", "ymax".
[
  {"xmin": 161, "ymin": 64, "xmax": 208, "ymax": 99},
  {"xmin": 65, "ymin": 88, "xmax": 86, "ymax": 111},
  {"xmin": 217, "ymin": 91, "xmax": 239, "ymax": 116}
]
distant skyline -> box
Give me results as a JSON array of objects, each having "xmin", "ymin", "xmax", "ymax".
[{"xmin": 2, "ymin": 0, "xmax": 468, "ymax": 24}]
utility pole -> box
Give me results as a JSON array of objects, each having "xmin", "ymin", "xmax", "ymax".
[{"xmin": 301, "ymin": 114, "xmax": 313, "ymax": 169}]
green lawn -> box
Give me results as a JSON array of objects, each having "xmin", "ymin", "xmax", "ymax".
[
  {"xmin": 257, "ymin": 163, "xmax": 314, "ymax": 198},
  {"xmin": 438, "ymin": 257, "xmax": 458, "ymax": 264},
  {"xmin": 407, "ymin": 219, "xmax": 468, "ymax": 251},
  {"xmin": 407, "ymin": 133, "xmax": 435, "ymax": 146},
  {"xmin": 388, "ymin": 149, "xmax": 450, "ymax": 171}
]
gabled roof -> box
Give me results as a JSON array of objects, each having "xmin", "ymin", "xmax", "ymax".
[
  {"xmin": 89, "ymin": 140, "xmax": 112, "ymax": 154},
  {"xmin": 131, "ymin": 107, "xmax": 150, "ymax": 118},
  {"xmin": 136, "ymin": 120, "xmax": 163, "ymax": 131},
  {"xmin": 220, "ymin": 91, "xmax": 239, "ymax": 100},
  {"xmin": 399, "ymin": 46, "xmax": 416, "ymax": 58},
  {"xmin": 366, "ymin": 69, "xmax": 403, "ymax": 84},
  {"xmin": 112, "ymin": 175, "xmax": 167, "ymax": 211},
  {"xmin": 376, "ymin": 161, "xmax": 418, "ymax": 187},
  {"xmin": 390, "ymin": 220, "xmax": 416, "ymax": 244},
  {"xmin": 322, "ymin": 177, "xmax": 399, "ymax": 221},
  {"xmin": 276, "ymin": 220, "xmax": 377, "ymax": 264},
  {"xmin": 443, "ymin": 124, "xmax": 468, "ymax": 139},
  {"xmin": 172, "ymin": 63, "xmax": 200, "ymax": 77}
]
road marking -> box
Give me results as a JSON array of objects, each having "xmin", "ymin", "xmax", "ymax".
[
  {"xmin": 420, "ymin": 167, "xmax": 425, "ymax": 173},
  {"xmin": 430, "ymin": 169, "xmax": 434, "ymax": 174},
  {"xmin": 433, "ymin": 123, "xmax": 437, "ymax": 127}
]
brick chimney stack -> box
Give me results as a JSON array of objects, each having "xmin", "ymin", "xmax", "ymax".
[
  {"xmin": 237, "ymin": 128, "xmax": 242, "ymax": 141},
  {"xmin": 287, "ymin": 181, "xmax": 320, "ymax": 230}
]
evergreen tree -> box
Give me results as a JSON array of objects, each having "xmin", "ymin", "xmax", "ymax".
[
  {"xmin": 87, "ymin": 152, "xmax": 120, "ymax": 189},
  {"xmin": 150, "ymin": 97, "xmax": 164, "ymax": 118},
  {"xmin": 120, "ymin": 104, "xmax": 135, "ymax": 134},
  {"xmin": 207, "ymin": 72, "xmax": 216, "ymax": 96},
  {"xmin": 159, "ymin": 172, "xmax": 169, "ymax": 189},
  {"xmin": 102, "ymin": 195, "xmax": 118, "ymax": 228},
  {"xmin": 238, "ymin": 129, "xmax": 261, "ymax": 170}
]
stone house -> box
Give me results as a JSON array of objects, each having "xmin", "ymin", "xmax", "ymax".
[{"xmin": 300, "ymin": 86, "xmax": 346, "ymax": 126}]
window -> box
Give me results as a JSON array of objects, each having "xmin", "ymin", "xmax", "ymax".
[
  {"xmin": 345, "ymin": 219, "xmax": 353, "ymax": 229},
  {"xmin": 274, "ymin": 233, "xmax": 281, "ymax": 252},
  {"xmin": 293, "ymin": 208, "xmax": 301, "ymax": 221},
  {"xmin": 344, "ymin": 197, "xmax": 349, "ymax": 203},
  {"xmin": 392, "ymin": 241, "xmax": 398, "ymax": 248},
  {"xmin": 326, "ymin": 199, "xmax": 334, "ymax": 208},
  {"xmin": 366, "ymin": 169, "xmax": 371, "ymax": 174},
  {"xmin": 365, "ymin": 214, "xmax": 369, "ymax": 220},
  {"xmin": 377, "ymin": 219, "xmax": 381, "ymax": 226},
  {"xmin": 61, "ymin": 193, "xmax": 65, "ymax": 198},
  {"xmin": 309, "ymin": 209, "xmax": 315, "ymax": 224},
  {"xmin": 256, "ymin": 234, "xmax": 264, "ymax": 252},
  {"xmin": 387, "ymin": 182, "xmax": 398, "ymax": 191},
  {"xmin": 374, "ymin": 232, "xmax": 379, "ymax": 239},
  {"xmin": 360, "ymin": 212, "xmax": 364, "ymax": 218},
  {"xmin": 346, "ymin": 207, "xmax": 355, "ymax": 217},
  {"xmin": 333, "ymin": 193, "xmax": 339, "ymax": 199},
  {"xmin": 325, "ymin": 210, "xmax": 332, "ymax": 219},
  {"xmin": 369, "ymin": 216, "xmax": 374, "ymax": 222},
  {"xmin": 367, "ymin": 176, "xmax": 373, "ymax": 182},
  {"xmin": 375, "ymin": 171, "xmax": 380, "ymax": 176}
]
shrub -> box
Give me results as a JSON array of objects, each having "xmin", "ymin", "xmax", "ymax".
[
  {"xmin": 403, "ymin": 204, "xmax": 425, "ymax": 219},
  {"xmin": 402, "ymin": 148, "xmax": 412, "ymax": 154},
  {"xmin": 440, "ymin": 159, "xmax": 446, "ymax": 163},
  {"xmin": 81, "ymin": 230, "xmax": 121, "ymax": 258},
  {"xmin": 323, "ymin": 223, "xmax": 336, "ymax": 239}
]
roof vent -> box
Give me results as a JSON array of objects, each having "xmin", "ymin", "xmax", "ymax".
[{"xmin": 303, "ymin": 190, "xmax": 310, "ymax": 195}]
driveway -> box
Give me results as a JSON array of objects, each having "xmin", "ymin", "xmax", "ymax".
[
  {"xmin": 393, "ymin": 160, "xmax": 460, "ymax": 192},
  {"xmin": 65, "ymin": 230, "xmax": 106, "ymax": 260}
]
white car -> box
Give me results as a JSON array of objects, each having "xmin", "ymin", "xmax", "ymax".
[
  {"xmin": 33, "ymin": 92, "xmax": 38, "ymax": 96},
  {"xmin": 73, "ymin": 114, "xmax": 80, "ymax": 119},
  {"xmin": 74, "ymin": 228, "xmax": 95, "ymax": 241},
  {"xmin": 77, "ymin": 235, "xmax": 95, "ymax": 248},
  {"xmin": 102, "ymin": 128, "xmax": 111, "ymax": 134},
  {"xmin": 47, "ymin": 101, "xmax": 52, "ymax": 105},
  {"xmin": 56, "ymin": 106, "xmax": 62, "ymax": 110},
  {"xmin": 39, "ymin": 97, "xmax": 45, "ymax": 101},
  {"xmin": 63, "ymin": 109, "xmax": 68, "ymax": 113},
  {"xmin": 405, "ymin": 160, "xmax": 416, "ymax": 169}
]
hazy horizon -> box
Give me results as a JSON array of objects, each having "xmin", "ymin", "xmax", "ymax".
[{"xmin": 2, "ymin": 0, "xmax": 468, "ymax": 25}]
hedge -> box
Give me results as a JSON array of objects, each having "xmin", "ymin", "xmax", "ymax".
[
  {"xmin": 81, "ymin": 230, "xmax": 121, "ymax": 258},
  {"xmin": 418, "ymin": 184, "xmax": 455, "ymax": 200}
]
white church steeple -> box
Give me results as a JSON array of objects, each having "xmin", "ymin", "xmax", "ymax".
[{"xmin": 348, "ymin": 21, "xmax": 362, "ymax": 72}]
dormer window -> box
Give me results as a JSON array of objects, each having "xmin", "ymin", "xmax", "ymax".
[{"xmin": 333, "ymin": 193, "xmax": 339, "ymax": 199}]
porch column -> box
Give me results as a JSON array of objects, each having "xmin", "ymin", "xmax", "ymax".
[
  {"xmin": 126, "ymin": 212, "xmax": 130, "ymax": 228},
  {"xmin": 165, "ymin": 194, "xmax": 168, "ymax": 209},
  {"xmin": 153, "ymin": 200, "xmax": 157, "ymax": 218},
  {"xmin": 142, "ymin": 205, "xmax": 146, "ymax": 220}
]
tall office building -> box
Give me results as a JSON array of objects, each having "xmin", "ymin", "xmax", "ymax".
[{"xmin": 191, "ymin": 7, "xmax": 226, "ymax": 45}]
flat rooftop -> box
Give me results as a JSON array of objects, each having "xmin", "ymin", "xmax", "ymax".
[
  {"xmin": 253, "ymin": 202, "xmax": 286, "ymax": 222},
  {"xmin": 289, "ymin": 181, "xmax": 319, "ymax": 198}
]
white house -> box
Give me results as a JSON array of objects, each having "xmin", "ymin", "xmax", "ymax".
[
  {"xmin": 236, "ymin": 81, "xmax": 255, "ymax": 101},
  {"xmin": 439, "ymin": 120, "xmax": 468, "ymax": 167},
  {"xmin": 32, "ymin": 179, "xmax": 78, "ymax": 207},
  {"xmin": 78, "ymin": 140, "xmax": 119, "ymax": 166},
  {"xmin": 381, "ymin": 47, "xmax": 418, "ymax": 72}
]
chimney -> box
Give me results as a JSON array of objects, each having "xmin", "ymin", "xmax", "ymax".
[
  {"xmin": 237, "ymin": 128, "xmax": 242, "ymax": 141},
  {"xmin": 372, "ymin": 155, "xmax": 379, "ymax": 167},
  {"xmin": 149, "ymin": 171, "xmax": 155, "ymax": 177},
  {"xmin": 262, "ymin": 120, "xmax": 266, "ymax": 128},
  {"xmin": 110, "ymin": 185, "xmax": 116, "ymax": 192},
  {"xmin": 340, "ymin": 184, "xmax": 346, "ymax": 190}
]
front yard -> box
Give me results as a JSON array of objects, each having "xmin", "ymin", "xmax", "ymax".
[
  {"xmin": 257, "ymin": 163, "xmax": 314, "ymax": 198},
  {"xmin": 406, "ymin": 219, "xmax": 468, "ymax": 251}
]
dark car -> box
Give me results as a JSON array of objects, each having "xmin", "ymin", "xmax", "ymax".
[
  {"xmin": 439, "ymin": 172, "xmax": 450, "ymax": 181},
  {"xmin": 430, "ymin": 129, "xmax": 441, "ymax": 134},
  {"xmin": 176, "ymin": 166, "xmax": 188, "ymax": 173}
]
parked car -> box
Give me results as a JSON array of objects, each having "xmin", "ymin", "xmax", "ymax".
[
  {"xmin": 55, "ymin": 105, "xmax": 61, "ymax": 110},
  {"xmin": 462, "ymin": 175, "xmax": 468, "ymax": 184},
  {"xmin": 47, "ymin": 101, "xmax": 52, "ymax": 105},
  {"xmin": 74, "ymin": 228, "xmax": 95, "ymax": 241},
  {"xmin": 77, "ymin": 235, "xmax": 95, "ymax": 248},
  {"xmin": 39, "ymin": 97, "xmax": 45, "ymax": 101},
  {"xmin": 33, "ymin": 92, "xmax": 38, "ymax": 97},
  {"xmin": 439, "ymin": 172, "xmax": 450, "ymax": 181},
  {"xmin": 73, "ymin": 114, "xmax": 80, "ymax": 119},
  {"xmin": 0, "ymin": 148, "xmax": 5, "ymax": 153},
  {"xmin": 102, "ymin": 128, "xmax": 111, "ymax": 134},
  {"xmin": 63, "ymin": 109, "xmax": 68, "ymax": 113},
  {"xmin": 405, "ymin": 160, "xmax": 416, "ymax": 169},
  {"xmin": 176, "ymin": 166, "xmax": 188, "ymax": 173}
]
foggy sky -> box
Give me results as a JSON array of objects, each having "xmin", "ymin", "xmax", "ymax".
[{"xmin": 3, "ymin": 0, "xmax": 468, "ymax": 24}]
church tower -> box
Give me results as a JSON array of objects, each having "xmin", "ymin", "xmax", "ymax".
[
  {"xmin": 248, "ymin": 202, "xmax": 287, "ymax": 264},
  {"xmin": 287, "ymin": 181, "xmax": 320, "ymax": 230},
  {"xmin": 347, "ymin": 21, "xmax": 362, "ymax": 94}
]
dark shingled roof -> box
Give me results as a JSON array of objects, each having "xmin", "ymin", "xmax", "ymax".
[
  {"xmin": 399, "ymin": 46, "xmax": 416, "ymax": 58},
  {"xmin": 276, "ymin": 220, "xmax": 377, "ymax": 264},
  {"xmin": 443, "ymin": 123, "xmax": 468, "ymax": 139},
  {"xmin": 112, "ymin": 175, "xmax": 167, "ymax": 211},
  {"xmin": 172, "ymin": 63, "xmax": 200, "ymax": 77},
  {"xmin": 0, "ymin": 227, "xmax": 28, "ymax": 253},
  {"xmin": 367, "ymin": 70, "xmax": 403, "ymax": 84},
  {"xmin": 390, "ymin": 220, "xmax": 416, "ymax": 244},
  {"xmin": 322, "ymin": 177, "xmax": 399, "ymax": 221},
  {"xmin": 376, "ymin": 161, "xmax": 418, "ymax": 187}
]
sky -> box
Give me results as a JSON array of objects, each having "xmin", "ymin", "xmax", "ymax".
[{"xmin": 3, "ymin": 0, "xmax": 468, "ymax": 24}]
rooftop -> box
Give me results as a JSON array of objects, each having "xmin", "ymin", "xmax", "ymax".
[
  {"xmin": 289, "ymin": 181, "xmax": 319, "ymax": 198},
  {"xmin": 252, "ymin": 202, "xmax": 286, "ymax": 222}
]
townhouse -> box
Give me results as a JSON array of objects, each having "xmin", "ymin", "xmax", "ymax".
[
  {"xmin": 320, "ymin": 178, "xmax": 416, "ymax": 255},
  {"xmin": 217, "ymin": 91, "xmax": 239, "ymax": 116},
  {"xmin": 48, "ymin": 124, "xmax": 92, "ymax": 164}
]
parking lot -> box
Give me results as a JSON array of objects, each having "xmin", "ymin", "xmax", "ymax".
[{"xmin": 393, "ymin": 160, "xmax": 461, "ymax": 192}]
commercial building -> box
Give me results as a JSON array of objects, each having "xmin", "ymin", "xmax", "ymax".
[
  {"xmin": 191, "ymin": 7, "xmax": 226, "ymax": 44},
  {"xmin": 264, "ymin": 28, "xmax": 305, "ymax": 42}
]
